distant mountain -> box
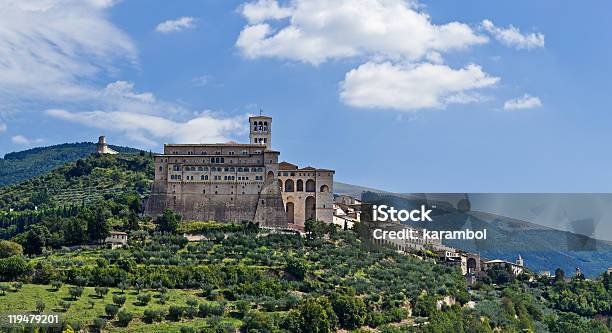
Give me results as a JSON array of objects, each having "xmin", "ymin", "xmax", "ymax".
[
  {"xmin": 0, "ymin": 143, "xmax": 143, "ymax": 187},
  {"xmin": 333, "ymin": 181, "xmax": 388, "ymax": 198},
  {"xmin": 362, "ymin": 191, "xmax": 612, "ymax": 277}
]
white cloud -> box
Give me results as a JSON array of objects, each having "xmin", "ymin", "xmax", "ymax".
[
  {"xmin": 0, "ymin": 123, "xmax": 6, "ymax": 133},
  {"xmin": 242, "ymin": 0, "xmax": 292, "ymax": 23},
  {"xmin": 11, "ymin": 135, "xmax": 44, "ymax": 145},
  {"xmin": 340, "ymin": 62, "xmax": 499, "ymax": 111},
  {"xmin": 45, "ymin": 109, "xmax": 247, "ymax": 147},
  {"xmin": 236, "ymin": 0, "xmax": 487, "ymax": 65},
  {"xmin": 482, "ymin": 20, "xmax": 545, "ymax": 50},
  {"xmin": 192, "ymin": 75, "xmax": 213, "ymax": 87},
  {"xmin": 503, "ymin": 94, "xmax": 542, "ymax": 110},
  {"xmin": 0, "ymin": 0, "xmax": 136, "ymax": 103},
  {"xmin": 155, "ymin": 17, "xmax": 196, "ymax": 33}
]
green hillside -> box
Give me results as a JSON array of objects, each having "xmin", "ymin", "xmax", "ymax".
[
  {"xmin": 0, "ymin": 150, "xmax": 609, "ymax": 331},
  {"xmin": 0, "ymin": 142, "xmax": 143, "ymax": 188}
]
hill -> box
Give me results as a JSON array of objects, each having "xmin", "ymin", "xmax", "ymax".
[{"xmin": 0, "ymin": 142, "xmax": 143, "ymax": 188}]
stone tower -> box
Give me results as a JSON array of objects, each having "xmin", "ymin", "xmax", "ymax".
[
  {"xmin": 249, "ymin": 116, "xmax": 272, "ymax": 150},
  {"xmin": 96, "ymin": 136, "xmax": 118, "ymax": 154},
  {"xmin": 516, "ymin": 254, "xmax": 523, "ymax": 267}
]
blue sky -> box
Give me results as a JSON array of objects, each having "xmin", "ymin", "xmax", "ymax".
[{"xmin": 1, "ymin": 0, "xmax": 611, "ymax": 193}]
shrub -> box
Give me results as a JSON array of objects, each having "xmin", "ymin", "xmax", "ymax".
[
  {"xmin": 168, "ymin": 305, "xmax": 184, "ymax": 321},
  {"xmin": 92, "ymin": 318, "xmax": 106, "ymax": 333},
  {"xmin": 180, "ymin": 326, "xmax": 195, "ymax": 333},
  {"xmin": 143, "ymin": 309, "xmax": 163, "ymax": 323},
  {"xmin": 12, "ymin": 281, "xmax": 23, "ymax": 290},
  {"xmin": 117, "ymin": 309, "xmax": 133, "ymax": 327},
  {"xmin": 243, "ymin": 311, "xmax": 275, "ymax": 332},
  {"xmin": 185, "ymin": 306, "xmax": 198, "ymax": 318},
  {"xmin": 105, "ymin": 304, "xmax": 119, "ymax": 318},
  {"xmin": 199, "ymin": 302, "xmax": 225, "ymax": 317},
  {"xmin": 36, "ymin": 299, "xmax": 45, "ymax": 313},
  {"xmin": 58, "ymin": 300, "xmax": 71, "ymax": 311},
  {"xmin": 113, "ymin": 294, "xmax": 126, "ymax": 306},
  {"xmin": 137, "ymin": 293, "xmax": 151, "ymax": 305}
]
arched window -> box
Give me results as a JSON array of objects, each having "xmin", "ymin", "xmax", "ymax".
[
  {"xmin": 296, "ymin": 179, "xmax": 304, "ymax": 191},
  {"xmin": 284, "ymin": 179, "xmax": 294, "ymax": 192},
  {"xmin": 306, "ymin": 179, "xmax": 316, "ymax": 192},
  {"xmin": 320, "ymin": 185, "xmax": 329, "ymax": 192},
  {"xmin": 263, "ymin": 121, "xmax": 268, "ymax": 131}
]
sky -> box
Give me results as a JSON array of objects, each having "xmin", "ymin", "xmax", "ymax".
[{"xmin": 1, "ymin": 0, "xmax": 612, "ymax": 193}]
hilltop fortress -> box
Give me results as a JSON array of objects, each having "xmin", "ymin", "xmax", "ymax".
[{"xmin": 145, "ymin": 116, "xmax": 334, "ymax": 229}]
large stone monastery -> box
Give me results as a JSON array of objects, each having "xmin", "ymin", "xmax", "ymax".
[{"xmin": 145, "ymin": 115, "xmax": 334, "ymax": 229}]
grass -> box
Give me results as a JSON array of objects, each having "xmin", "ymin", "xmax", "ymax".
[{"xmin": 0, "ymin": 284, "xmax": 242, "ymax": 332}]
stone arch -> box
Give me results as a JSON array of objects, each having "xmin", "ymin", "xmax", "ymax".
[
  {"xmin": 286, "ymin": 201, "xmax": 295, "ymax": 224},
  {"xmin": 266, "ymin": 171, "xmax": 274, "ymax": 180},
  {"xmin": 284, "ymin": 179, "xmax": 294, "ymax": 192},
  {"xmin": 296, "ymin": 179, "xmax": 304, "ymax": 191},
  {"xmin": 305, "ymin": 179, "xmax": 315, "ymax": 192},
  {"xmin": 305, "ymin": 196, "xmax": 316, "ymax": 221},
  {"xmin": 320, "ymin": 184, "xmax": 329, "ymax": 192}
]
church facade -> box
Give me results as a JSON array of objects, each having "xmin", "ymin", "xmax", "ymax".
[{"xmin": 145, "ymin": 115, "xmax": 334, "ymax": 229}]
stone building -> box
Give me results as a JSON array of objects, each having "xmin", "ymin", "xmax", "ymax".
[
  {"xmin": 145, "ymin": 115, "xmax": 334, "ymax": 229},
  {"xmin": 277, "ymin": 162, "xmax": 334, "ymax": 227},
  {"xmin": 96, "ymin": 136, "xmax": 118, "ymax": 154}
]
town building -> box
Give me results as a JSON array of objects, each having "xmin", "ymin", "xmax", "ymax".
[
  {"xmin": 145, "ymin": 115, "xmax": 334, "ymax": 229},
  {"xmin": 482, "ymin": 255, "xmax": 525, "ymax": 276},
  {"xmin": 105, "ymin": 231, "xmax": 128, "ymax": 249}
]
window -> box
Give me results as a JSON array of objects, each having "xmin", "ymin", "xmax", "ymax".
[
  {"xmin": 242, "ymin": 150, "xmax": 248, "ymax": 155},
  {"xmin": 198, "ymin": 166, "xmax": 203, "ymax": 171},
  {"xmin": 229, "ymin": 151, "xmax": 235, "ymax": 155}
]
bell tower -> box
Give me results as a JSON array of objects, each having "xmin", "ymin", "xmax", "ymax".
[{"xmin": 249, "ymin": 115, "xmax": 272, "ymax": 150}]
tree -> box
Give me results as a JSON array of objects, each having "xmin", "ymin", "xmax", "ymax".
[
  {"xmin": 86, "ymin": 206, "xmax": 110, "ymax": 242},
  {"xmin": 555, "ymin": 268, "xmax": 565, "ymax": 283},
  {"xmin": 95, "ymin": 286, "xmax": 109, "ymax": 298},
  {"xmin": 0, "ymin": 240, "xmax": 23, "ymax": 258},
  {"xmin": 68, "ymin": 286, "xmax": 83, "ymax": 300},
  {"xmin": 331, "ymin": 292, "xmax": 367, "ymax": 329},
  {"xmin": 92, "ymin": 318, "xmax": 106, "ymax": 333},
  {"xmin": 105, "ymin": 304, "xmax": 119, "ymax": 318},
  {"xmin": 113, "ymin": 294, "xmax": 126, "ymax": 306},
  {"xmin": 602, "ymin": 271, "xmax": 610, "ymax": 292},
  {"xmin": 0, "ymin": 256, "xmax": 27, "ymax": 281},
  {"xmin": 24, "ymin": 224, "xmax": 50, "ymax": 255},
  {"xmin": 168, "ymin": 305, "xmax": 184, "ymax": 321},
  {"xmin": 156, "ymin": 209, "xmax": 181, "ymax": 233},
  {"xmin": 137, "ymin": 293, "xmax": 152, "ymax": 305},
  {"xmin": 243, "ymin": 311, "xmax": 275, "ymax": 332},
  {"xmin": 287, "ymin": 256, "xmax": 308, "ymax": 280},
  {"xmin": 63, "ymin": 218, "xmax": 86, "ymax": 245},
  {"xmin": 296, "ymin": 298, "xmax": 337, "ymax": 333},
  {"xmin": 117, "ymin": 309, "xmax": 133, "ymax": 327},
  {"xmin": 51, "ymin": 280, "xmax": 62, "ymax": 291}
]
